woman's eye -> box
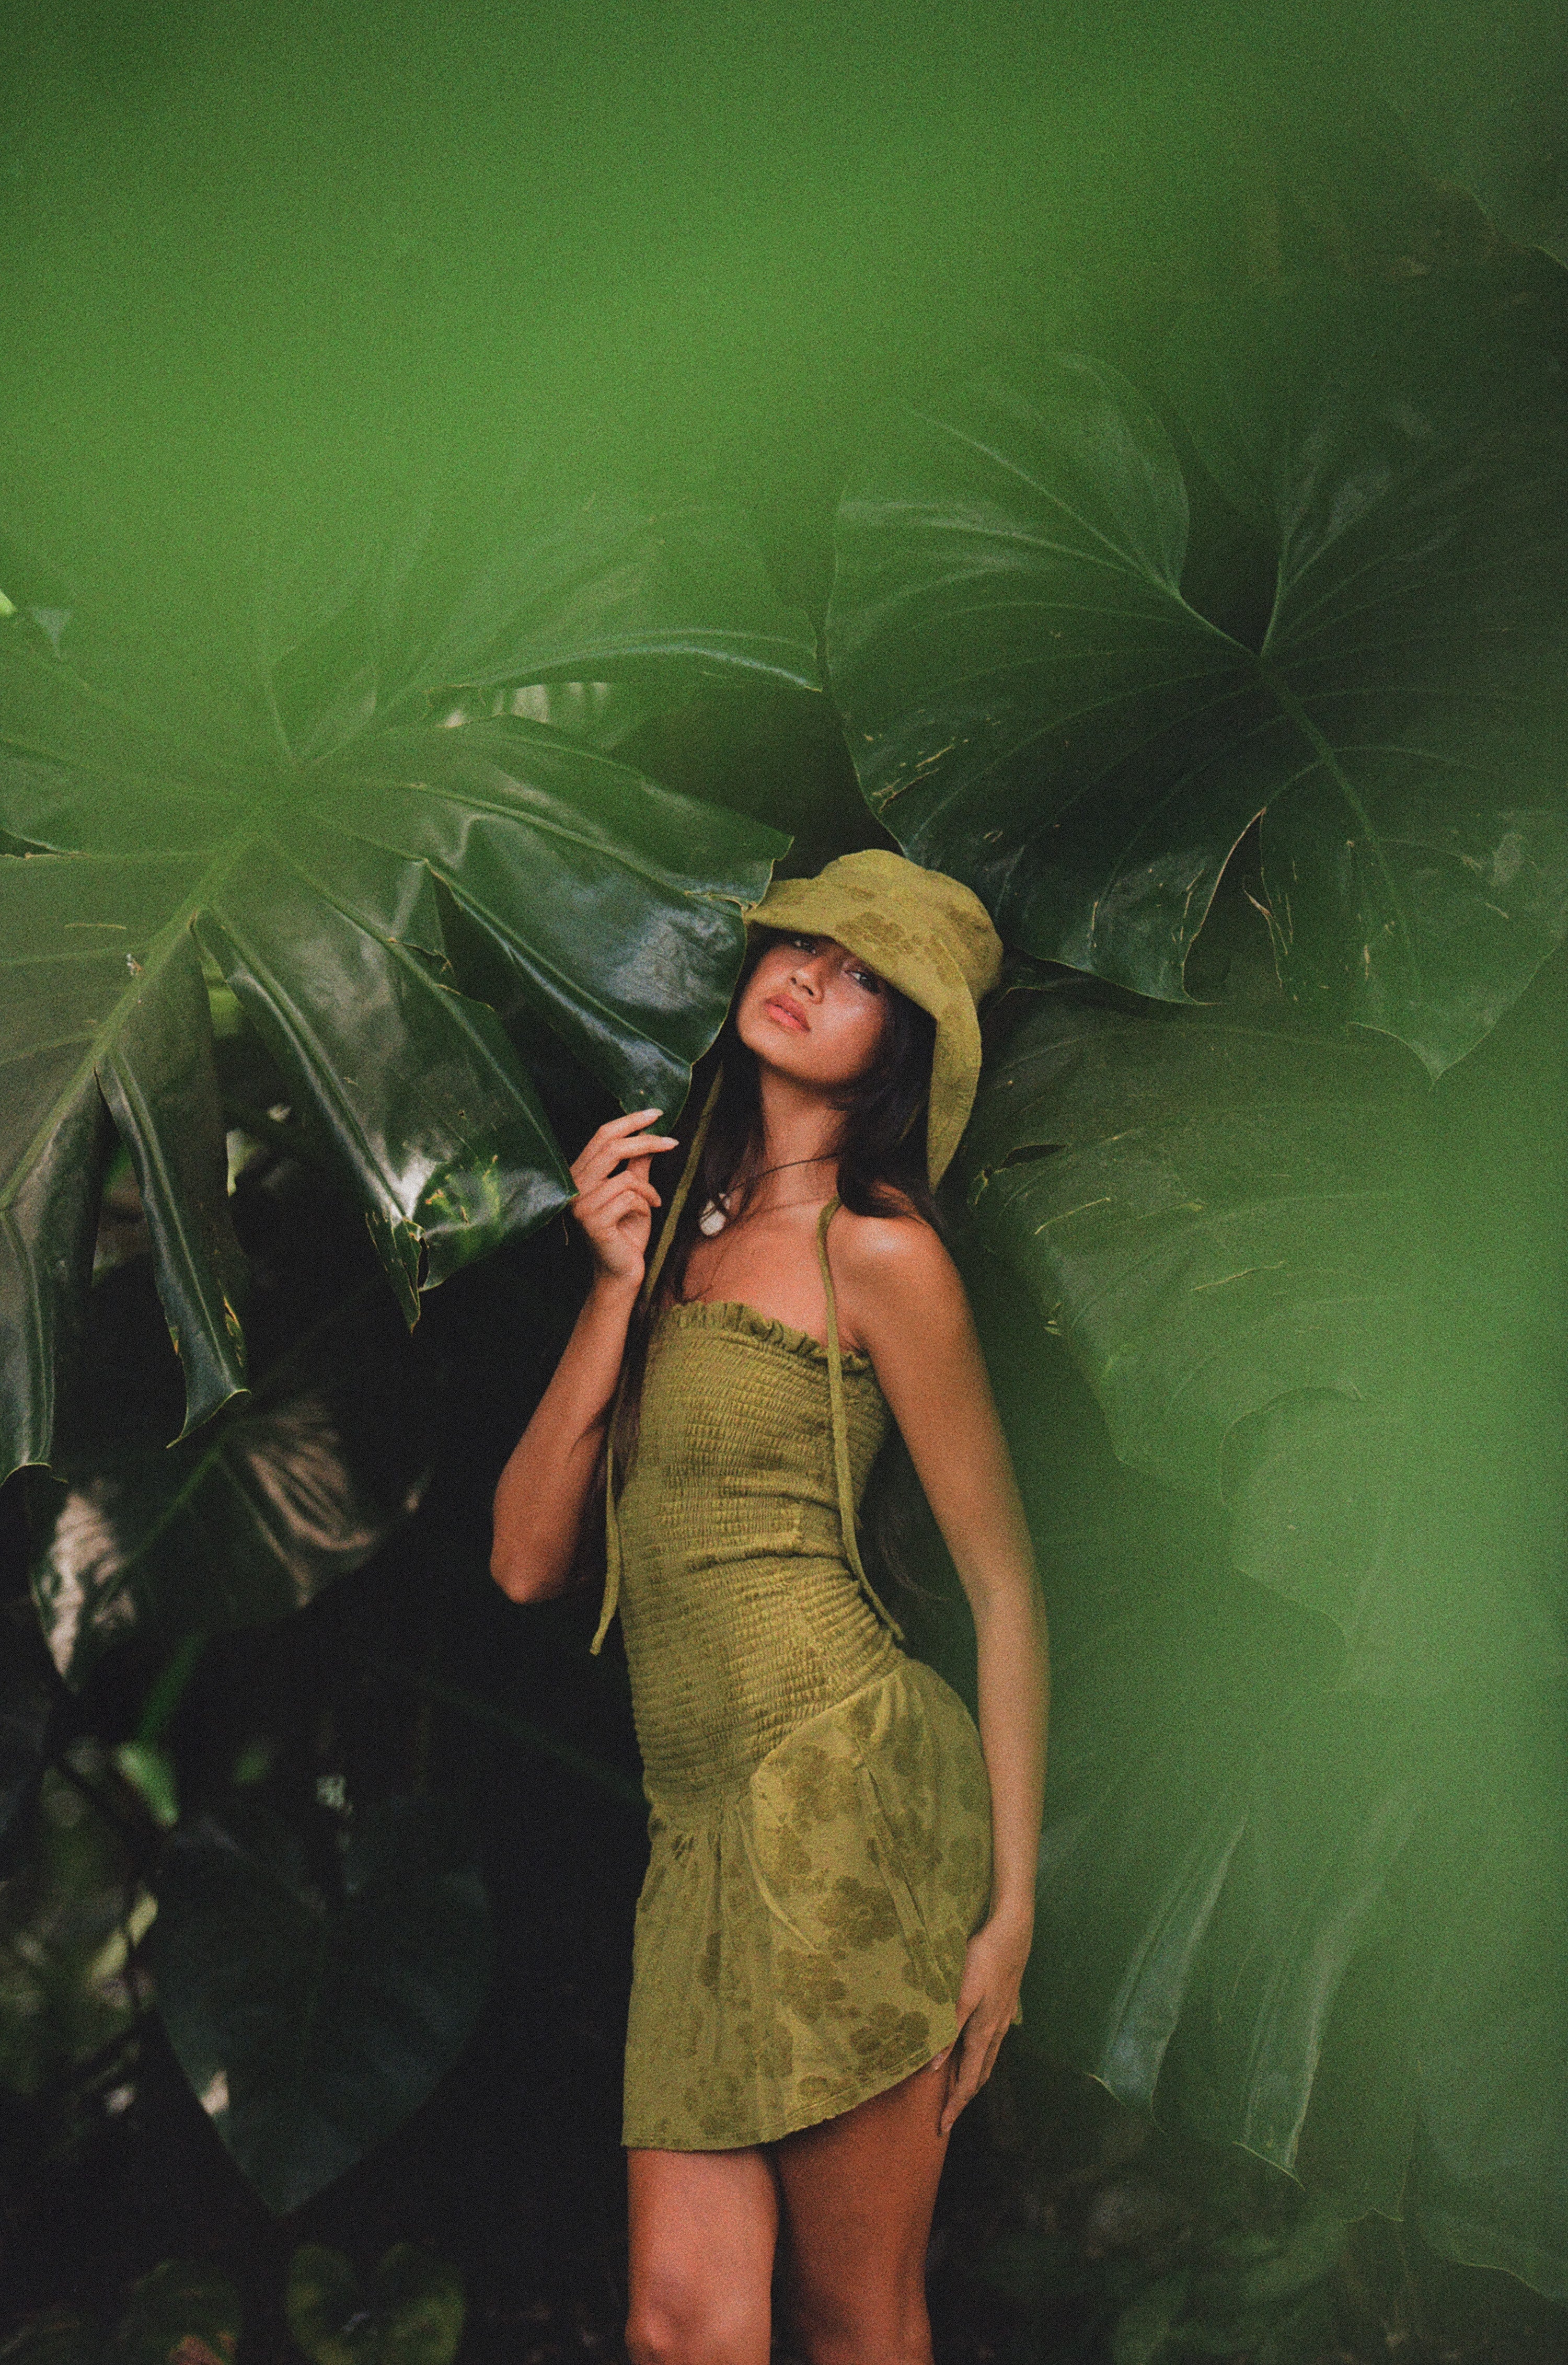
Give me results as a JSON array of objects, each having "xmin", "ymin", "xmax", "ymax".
[{"xmin": 850, "ymin": 967, "xmax": 882, "ymax": 994}]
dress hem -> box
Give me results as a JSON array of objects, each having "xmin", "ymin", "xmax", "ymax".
[{"xmin": 620, "ymin": 2013, "xmax": 959, "ymax": 2154}]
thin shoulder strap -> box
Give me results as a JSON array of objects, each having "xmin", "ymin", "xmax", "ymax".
[
  {"xmin": 815, "ymin": 1197, "xmax": 905, "ymax": 1644},
  {"xmin": 590, "ymin": 1069, "xmax": 723, "ymax": 1655}
]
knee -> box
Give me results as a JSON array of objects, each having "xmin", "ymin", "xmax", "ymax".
[
  {"xmin": 624, "ymin": 2307, "xmax": 681, "ymax": 2365},
  {"xmin": 624, "ymin": 2314, "xmax": 675, "ymax": 2365},
  {"xmin": 626, "ymin": 2291, "xmax": 766, "ymax": 2365}
]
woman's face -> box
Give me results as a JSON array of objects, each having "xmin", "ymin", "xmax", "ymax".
[{"xmin": 734, "ymin": 932, "xmax": 892, "ymax": 1090}]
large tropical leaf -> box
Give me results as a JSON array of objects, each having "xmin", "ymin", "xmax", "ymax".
[
  {"xmin": 27, "ymin": 1270, "xmax": 435, "ymax": 1691},
  {"xmin": 827, "ymin": 282, "xmax": 1568, "ymax": 1077},
  {"xmin": 9, "ymin": 465, "xmax": 821, "ymax": 776},
  {"xmin": 1, "ymin": 619, "xmax": 786, "ymax": 1481},
  {"xmin": 951, "ymin": 970, "xmax": 1568, "ymax": 2300},
  {"xmin": 1026, "ymin": 1549, "xmax": 1568, "ymax": 2299},
  {"xmin": 960, "ymin": 980, "xmax": 1564, "ymax": 1692},
  {"xmin": 149, "ymin": 1794, "xmax": 491, "ymax": 2215}
]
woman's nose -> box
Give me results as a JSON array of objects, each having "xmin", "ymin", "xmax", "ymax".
[{"xmin": 790, "ymin": 955, "xmax": 825, "ymax": 996}]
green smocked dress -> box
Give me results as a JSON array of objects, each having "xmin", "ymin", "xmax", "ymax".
[{"xmin": 598, "ymin": 1198, "xmax": 994, "ymax": 2152}]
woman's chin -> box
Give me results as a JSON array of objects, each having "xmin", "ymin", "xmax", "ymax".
[{"xmin": 737, "ymin": 1008, "xmax": 808, "ymax": 1067}]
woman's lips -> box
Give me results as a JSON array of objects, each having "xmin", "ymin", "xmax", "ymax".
[{"xmin": 763, "ymin": 996, "xmax": 810, "ymax": 1033}]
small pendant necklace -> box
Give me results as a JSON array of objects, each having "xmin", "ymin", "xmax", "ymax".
[{"xmin": 697, "ymin": 1153, "xmax": 834, "ymax": 1237}]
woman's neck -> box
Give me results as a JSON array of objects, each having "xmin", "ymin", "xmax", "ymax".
[{"xmin": 746, "ymin": 1068, "xmax": 841, "ymax": 1201}]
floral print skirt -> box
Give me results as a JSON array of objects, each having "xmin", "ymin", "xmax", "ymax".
[{"xmin": 622, "ymin": 1654, "xmax": 994, "ymax": 2150}]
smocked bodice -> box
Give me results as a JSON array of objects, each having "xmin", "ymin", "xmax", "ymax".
[{"xmin": 614, "ymin": 1297, "xmax": 896, "ymax": 1798}]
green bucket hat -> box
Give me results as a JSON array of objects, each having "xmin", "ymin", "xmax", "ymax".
[{"xmin": 744, "ymin": 849, "xmax": 1004, "ymax": 1187}]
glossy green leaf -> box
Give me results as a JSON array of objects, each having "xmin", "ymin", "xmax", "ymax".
[
  {"xmin": 435, "ymin": 678, "xmax": 654, "ymax": 749},
  {"xmin": 286, "ymin": 2247, "xmax": 466, "ymax": 2365},
  {"xmin": 1, "ymin": 627, "xmax": 785, "ymax": 1476},
  {"xmin": 827, "ymin": 284, "xmax": 1568, "ymax": 1076},
  {"xmin": 2, "ymin": 475, "xmax": 798, "ymax": 1477},
  {"xmin": 150, "ymin": 1796, "xmax": 491, "ymax": 2216},
  {"xmin": 23, "ymin": 468, "xmax": 819, "ymax": 775},
  {"xmin": 29, "ymin": 1276, "xmax": 434, "ymax": 1690},
  {"xmin": 962, "ymin": 985, "xmax": 1422, "ymax": 1665},
  {"xmin": 955, "ymin": 977, "xmax": 1568, "ymax": 2297},
  {"xmin": 336, "ymin": 719, "xmax": 784, "ymax": 1106},
  {"xmin": 381, "ymin": 481, "xmax": 818, "ymax": 713},
  {"xmin": 961, "ymin": 984, "xmax": 1565, "ymax": 1693},
  {"xmin": 1023, "ymin": 1537, "xmax": 1567, "ymax": 2296},
  {"xmin": 112, "ymin": 2264, "xmax": 243, "ymax": 2365}
]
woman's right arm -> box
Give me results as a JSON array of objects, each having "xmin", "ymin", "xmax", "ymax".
[{"xmin": 490, "ymin": 1109, "xmax": 677, "ymax": 1602}]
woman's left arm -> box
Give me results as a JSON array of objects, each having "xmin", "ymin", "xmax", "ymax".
[{"xmin": 844, "ymin": 1217, "xmax": 1050, "ymax": 2136}]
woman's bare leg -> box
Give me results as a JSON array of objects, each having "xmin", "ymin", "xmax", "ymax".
[
  {"xmin": 625, "ymin": 2145, "xmax": 779, "ymax": 2365},
  {"xmin": 774, "ymin": 2053, "xmax": 952, "ymax": 2365}
]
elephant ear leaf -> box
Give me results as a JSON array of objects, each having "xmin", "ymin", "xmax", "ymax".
[
  {"xmin": 827, "ymin": 359, "xmax": 1238, "ymax": 1002},
  {"xmin": 387, "ymin": 478, "xmax": 821, "ymax": 714},
  {"xmin": 828, "ymin": 283, "xmax": 1568, "ymax": 1077},
  {"xmin": 1164, "ymin": 282, "xmax": 1568, "ymax": 1076},
  {"xmin": 29, "ymin": 1268, "xmax": 435, "ymax": 1691},
  {"xmin": 151, "ymin": 1796, "xmax": 492, "ymax": 2216},
  {"xmin": 961, "ymin": 984, "xmax": 1424, "ymax": 1675},
  {"xmin": 34, "ymin": 464, "xmax": 820, "ymax": 775},
  {"xmin": 963, "ymin": 979, "xmax": 1566, "ymax": 1695},
  {"xmin": 1, "ymin": 625, "xmax": 785, "ymax": 1482}
]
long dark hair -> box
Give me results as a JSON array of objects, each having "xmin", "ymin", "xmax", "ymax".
[{"xmin": 608, "ymin": 930, "xmax": 940, "ymax": 1481}]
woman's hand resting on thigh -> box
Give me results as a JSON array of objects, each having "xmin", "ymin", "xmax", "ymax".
[{"xmin": 937, "ymin": 1907, "xmax": 1033, "ymax": 2135}]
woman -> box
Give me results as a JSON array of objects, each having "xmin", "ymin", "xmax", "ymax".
[{"xmin": 491, "ymin": 850, "xmax": 1048, "ymax": 2365}]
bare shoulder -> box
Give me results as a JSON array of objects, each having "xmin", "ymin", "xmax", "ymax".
[{"xmin": 828, "ymin": 1202, "xmax": 965, "ymax": 1318}]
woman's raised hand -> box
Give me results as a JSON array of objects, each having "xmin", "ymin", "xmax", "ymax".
[{"xmin": 569, "ymin": 1109, "xmax": 680, "ymax": 1291}]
